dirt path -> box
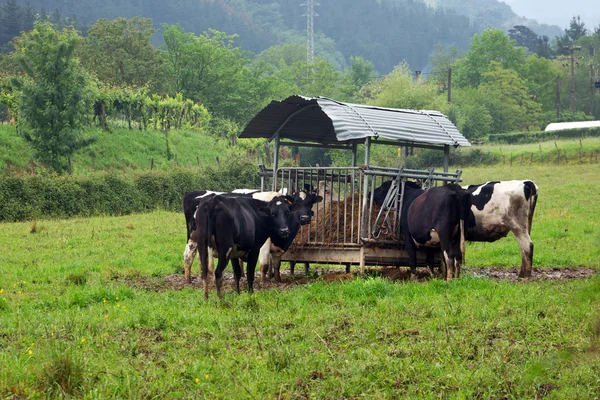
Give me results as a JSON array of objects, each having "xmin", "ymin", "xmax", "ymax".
[{"xmin": 126, "ymin": 266, "xmax": 597, "ymax": 293}]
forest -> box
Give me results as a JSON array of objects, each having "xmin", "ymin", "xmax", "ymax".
[{"xmin": 0, "ymin": 0, "xmax": 599, "ymax": 172}]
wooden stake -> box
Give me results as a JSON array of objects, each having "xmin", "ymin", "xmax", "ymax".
[
  {"xmin": 520, "ymin": 154, "xmax": 523, "ymax": 166},
  {"xmin": 29, "ymin": 158, "xmax": 35, "ymax": 175},
  {"xmin": 6, "ymin": 159, "xmax": 10, "ymax": 172},
  {"xmin": 530, "ymin": 153, "xmax": 533, "ymax": 165},
  {"xmin": 150, "ymin": 157, "xmax": 154, "ymax": 170},
  {"xmin": 196, "ymin": 156, "xmax": 200, "ymax": 168}
]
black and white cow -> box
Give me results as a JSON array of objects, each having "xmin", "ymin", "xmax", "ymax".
[
  {"xmin": 182, "ymin": 189, "xmax": 315, "ymax": 284},
  {"xmin": 196, "ymin": 195, "xmax": 294, "ymax": 298},
  {"xmin": 401, "ymin": 182, "xmax": 472, "ymax": 280},
  {"xmin": 464, "ymin": 180, "xmax": 539, "ymax": 278}
]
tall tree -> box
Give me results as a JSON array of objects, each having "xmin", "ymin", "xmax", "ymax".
[
  {"xmin": 161, "ymin": 24, "xmax": 270, "ymax": 123},
  {"xmin": 0, "ymin": 0, "xmax": 22, "ymax": 52},
  {"xmin": 79, "ymin": 17, "xmax": 160, "ymax": 89},
  {"xmin": 453, "ymin": 29, "xmax": 526, "ymax": 89},
  {"xmin": 13, "ymin": 22, "xmax": 95, "ymax": 172}
]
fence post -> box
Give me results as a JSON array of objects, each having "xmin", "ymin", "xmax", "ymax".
[
  {"xmin": 555, "ymin": 142, "xmax": 560, "ymax": 165},
  {"xmin": 564, "ymin": 149, "xmax": 568, "ymax": 164},
  {"xmin": 490, "ymin": 154, "xmax": 495, "ymax": 164},
  {"xmin": 579, "ymin": 139, "xmax": 583, "ymax": 163},
  {"xmin": 530, "ymin": 153, "xmax": 533, "ymax": 165},
  {"xmin": 68, "ymin": 158, "xmax": 72, "ymax": 175},
  {"xmin": 150, "ymin": 157, "xmax": 154, "ymax": 170},
  {"xmin": 122, "ymin": 159, "xmax": 126, "ymax": 174},
  {"xmin": 520, "ymin": 154, "xmax": 523, "ymax": 166},
  {"xmin": 29, "ymin": 158, "xmax": 35, "ymax": 175},
  {"xmin": 6, "ymin": 159, "xmax": 10, "ymax": 172},
  {"xmin": 539, "ymin": 144, "xmax": 543, "ymax": 163},
  {"xmin": 510, "ymin": 154, "xmax": 513, "ymax": 167},
  {"xmin": 503, "ymin": 155, "xmax": 506, "ymax": 165}
]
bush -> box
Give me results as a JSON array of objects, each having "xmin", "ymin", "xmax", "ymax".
[
  {"xmin": 488, "ymin": 127, "xmax": 600, "ymax": 144},
  {"xmin": 0, "ymin": 159, "xmax": 259, "ymax": 222}
]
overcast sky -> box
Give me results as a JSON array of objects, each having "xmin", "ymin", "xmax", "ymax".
[{"xmin": 502, "ymin": 0, "xmax": 600, "ymax": 30}]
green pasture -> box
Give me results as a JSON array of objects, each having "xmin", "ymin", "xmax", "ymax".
[
  {"xmin": 0, "ymin": 125, "xmax": 228, "ymax": 173},
  {"xmin": 1, "ymin": 160, "xmax": 600, "ymax": 398}
]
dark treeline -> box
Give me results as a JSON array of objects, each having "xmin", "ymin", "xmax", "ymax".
[{"xmin": 20, "ymin": 0, "xmax": 550, "ymax": 74}]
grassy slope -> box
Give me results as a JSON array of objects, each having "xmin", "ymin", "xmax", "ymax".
[
  {"xmin": 0, "ymin": 125, "xmax": 229, "ymax": 173},
  {"xmin": 1, "ymin": 163, "xmax": 600, "ymax": 398}
]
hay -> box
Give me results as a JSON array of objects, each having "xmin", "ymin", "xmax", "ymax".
[{"xmin": 294, "ymin": 193, "xmax": 399, "ymax": 244}]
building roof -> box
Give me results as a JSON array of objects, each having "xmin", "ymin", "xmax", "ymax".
[
  {"xmin": 239, "ymin": 96, "xmax": 471, "ymax": 148},
  {"xmin": 545, "ymin": 121, "xmax": 600, "ymax": 131}
]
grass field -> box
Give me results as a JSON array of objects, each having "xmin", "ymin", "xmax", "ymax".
[
  {"xmin": 0, "ymin": 125, "xmax": 229, "ymax": 173},
  {"xmin": 1, "ymin": 161, "xmax": 600, "ymax": 398}
]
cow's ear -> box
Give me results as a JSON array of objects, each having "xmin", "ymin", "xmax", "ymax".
[
  {"xmin": 313, "ymin": 195, "xmax": 323, "ymax": 203},
  {"xmin": 285, "ymin": 195, "xmax": 295, "ymax": 204}
]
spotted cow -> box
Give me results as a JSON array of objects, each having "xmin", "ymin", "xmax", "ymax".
[{"xmin": 464, "ymin": 180, "xmax": 539, "ymax": 278}]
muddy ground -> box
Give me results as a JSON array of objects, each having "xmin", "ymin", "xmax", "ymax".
[{"xmin": 126, "ymin": 266, "xmax": 598, "ymax": 293}]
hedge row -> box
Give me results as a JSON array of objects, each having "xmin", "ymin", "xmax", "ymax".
[
  {"xmin": 0, "ymin": 159, "xmax": 259, "ymax": 222},
  {"xmin": 488, "ymin": 127, "xmax": 600, "ymax": 144}
]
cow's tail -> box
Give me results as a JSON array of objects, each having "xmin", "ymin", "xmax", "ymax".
[
  {"xmin": 458, "ymin": 190, "xmax": 472, "ymax": 263},
  {"xmin": 524, "ymin": 181, "xmax": 538, "ymax": 235}
]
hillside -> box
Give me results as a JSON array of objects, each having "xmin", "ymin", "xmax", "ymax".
[
  {"xmin": 20, "ymin": 0, "xmax": 561, "ymax": 74},
  {"xmin": 0, "ymin": 125, "xmax": 230, "ymax": 174}
]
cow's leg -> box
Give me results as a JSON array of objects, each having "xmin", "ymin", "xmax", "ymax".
[
  {"xmin": 404, "ymin": 234, "xmax": 418, "ymax": 277},
  {"xmin": 453, "ymin": 240, "xmax": 463, "ymax": 279},
  {"xmin": 514, "ymin": 230, "xmax": 534, "ymax": 278},
  {"xmin": 258, "ymin": 242, "xmax": 271, "ymax": 284},
  {"xmin": 231, "ymin": 258, "xmax": 242, "ymax": 294},
  {"xmin": 183, "ymin": 238, "xmax": 197, "ymax": 284},
  {"xmin": 304, "ymin": 262, "xmax": 310, "ymax": 275},
  {"xmin": 272, "ymin": 254, "xmax": 283, "ymax": 283},
  {"xmin": 290, "ymin": 261, "xmax": 296, "ymax": 275},
  {"xmin": 214, "ymin": 249, "xmax": 229, "ymax": 299},
  {"xmin": 425, "ymin": 248, "xmax": 437, "ymax": 276},
  {"xmin": 245, "ymin": 252, "xmax": 259, "ymax": 295},
  {"xmin": 442, "ymin": 249, "xmax": 454, "ymax": 280},
  {"xmin": 199, "ymin": 237, "xmax": 210, "ymax": 299}
]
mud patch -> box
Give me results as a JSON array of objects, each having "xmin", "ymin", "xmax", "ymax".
[
  {"xmin": 125, "ymin": 266, "xmax": 597, "ymax": 293},
  {"xmin": 465, "ymin": 266, "xmax": 597, "ymax": 281}
]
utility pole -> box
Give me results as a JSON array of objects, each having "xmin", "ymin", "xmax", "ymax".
[
  {"xmin": 556, "ymin": 75, "xmax": 560, "ymax": 118},
  {"xmin": 447, "ymin": 68, "xmax": 452, "ymax": 104},
  {"xmin": 563, "ymin": 45, "xmax": 581, "ymax": 113},
  {"xmin": 591, "ymin": 63, "xmax": 595, "ymax": 116},
  {"xmin": 301, "ymin": 0, "xmax": 319, "ymax": 69}
]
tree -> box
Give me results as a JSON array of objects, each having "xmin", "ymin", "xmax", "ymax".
[
  {"xmin": 338, "ymin": 56, "xmax": 378, "ymax": 101},
  {"xmin": 555, "ymin": 16, "xmax": 589, "ymax": 55},
  {"xmin": 79, "ymin": 17, "xmax": 161, "ymax": 89},
  {"xmin": 453, "ymin": 29, "xmax": 526, "ymax": 89},
  {"xmin": 479, "ymin": 62, "xmax": 542, "ymax": 133},
  {"xmin": 508, "ymin": 25, "xmax": 539, "ymax": 52},
  {"xmin": 429, "ymin": 44, "xmax": 462, "ymax": 92},
  {"xmin": 358, "ymin": 62, "xmax": 449, "ymax": 113},
  {"xmin": 13, "ymin": 22, "xmax": 95, "ymax": 172},
  {"xmin": 161, "ymin": 24, "xmax": 259, "ymax": 122}
]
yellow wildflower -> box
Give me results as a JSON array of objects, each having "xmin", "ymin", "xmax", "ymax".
[
  {"xmin": 195, "ymin": 378, "xmax": 200, "ymax": 383},
  {"xmin": 28, "ymin": 350, "xmax": 32, "ymax": 355}
]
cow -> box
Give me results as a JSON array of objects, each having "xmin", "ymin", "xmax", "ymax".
[
  {"xmin": 195, "ymin": 195, "xmax": 295, "ymax": 298},
  {"xmin": 401, "ymin": 182, "xmax": 472, "ymax": 280},
  {"xmin": 182, "ymin": 189, "xmax": 316, "ymax": 284},
  {"xmin": 463, "ymin": 180, "xmax": 538, "ymax": 278},
  {"xmin": 258, "ymin": 192, "xmax": 323, "ymax": 283}
]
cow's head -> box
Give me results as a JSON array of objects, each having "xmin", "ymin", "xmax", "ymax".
[
  {"xmin": 259, "ymin": 195, "xmax": 295, "ymax": 239},
  {"xmin": 291, "ymin": 191, "xmax": 323, "ymax": 225}
]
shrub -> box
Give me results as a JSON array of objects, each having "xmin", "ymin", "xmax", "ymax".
[{"xmin": 0, "ymin": 159, "xmax": 259, "ymax": 222}]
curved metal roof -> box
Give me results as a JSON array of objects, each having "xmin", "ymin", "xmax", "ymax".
[{"xmin": 239, "ymin": 95, "xmax": 471, "ymax": 148}]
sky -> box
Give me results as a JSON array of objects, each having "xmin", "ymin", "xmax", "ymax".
[{"xmin": 502, "ymin": 0, "xmax": 600, "ymax": 30}]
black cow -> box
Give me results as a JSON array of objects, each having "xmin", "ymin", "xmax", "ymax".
[
  {"xmin": 182, "ymin": 190, "xmax": 316, "ymax": 284},
  {"xmin": 259, "ymin": 192, "xmax": 323, "ymax": 283},
  {"xmin": 401, "ymin": 183, "xmax": 471, "ymax": 280},
  {"xmin": 464, "ymin": 180, "xmax": 538, "ymax": 278},
  {"xmin": 195, "ymin": 195, "xmax": 295, "ymax": 298}
]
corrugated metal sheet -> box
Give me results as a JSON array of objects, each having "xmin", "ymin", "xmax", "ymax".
[{"xmin": 239, "ymin": 96, "xmax": 471, "ymax": 148}]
